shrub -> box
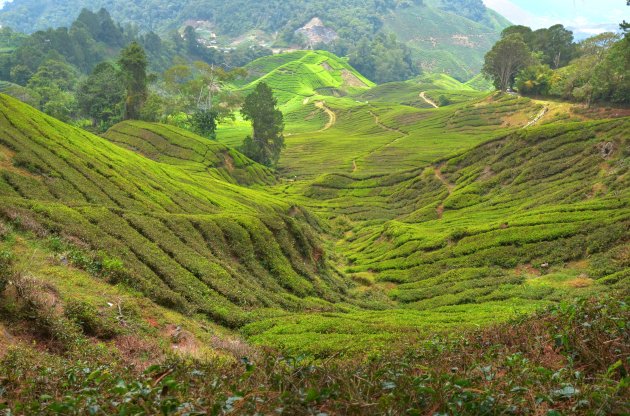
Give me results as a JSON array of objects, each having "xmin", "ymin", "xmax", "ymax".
[
  {"xmin": 64, "ymin": 300, "xmax": 118, "ymax": 339},
  {"xmin": 0, "ymin": 249, "xmax": 13, "ymax": 293}
]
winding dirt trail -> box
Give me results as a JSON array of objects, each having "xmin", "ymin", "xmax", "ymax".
[
  {"xmin": 352, "ymin": 111, "xmax": 410, "ymax": 173},
  {"xmin": 369, "ymin": 111, "xmax": 409, "ymax": 138},
  {"xmin": 419, "ymin": 91, "xmax": 439, "ymax": 109},
  {"xmin": 434, "ymin": 164, "xmax": 455, "ymax": 219},
  {"xmin": 315, "ymin": 101, "xmax": 336, "ymax": 131},
  {"xmin": 523, "ymin": 106, "xmax": 548, "ymax": 129}
]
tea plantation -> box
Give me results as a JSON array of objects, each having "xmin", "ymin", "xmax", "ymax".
[{"xmin": 0, "ymin": 51, "xmax": 627, "ymax": 414}]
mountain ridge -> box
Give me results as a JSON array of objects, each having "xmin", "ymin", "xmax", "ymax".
[{"xmin": 0, "ymin": 0, "xmax": 511, "ymax": 80}]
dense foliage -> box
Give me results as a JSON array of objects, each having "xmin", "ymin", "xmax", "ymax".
[
  {"xmin": 0, "ymin": 0, "xmax": 509, "ymax": 82},
  {"xmin": 484, "ymin": 21, "xmax": 630, "ymax": 104},
  {"xmin": 345, "ymin": 33, "xmax": 418, "ymax": 84},
  {"xmin": 482, "ymin": 34, "xmax": 532, "ymax": 91},
  {"xmin": 119, "ymin": 42, "xmax": 149, "ymax": 120},
  {"xmin": 240, "ymin": 82, "xmax": 286, "ymax": 167},
  {"xmin": 76, "ymin": 62, "xmax": 126, "ymax": 129}
]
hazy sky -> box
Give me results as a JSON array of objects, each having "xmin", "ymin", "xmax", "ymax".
[{"xmin": 483, "ymin": 0, "xmax": 627, "ymax": 38}]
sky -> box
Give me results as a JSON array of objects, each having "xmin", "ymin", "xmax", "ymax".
[
  {"xmin": 483, "ymin": 0, "xmax": 628, "ymax": 39},
  {"xmin": 0, "ymin": 0, "xmax": 627, "ymax": 39}
]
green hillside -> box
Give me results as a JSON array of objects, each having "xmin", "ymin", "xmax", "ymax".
[
  {"xmin": 383, "ymin": 0, "xmax": 510, "ymax": 79},
  {"xmin": 0, "ymin": 94, "xmax": 353, "ymax": 328},
  {"xmin": 1, "ymin": 40, "xmax": 629, "ymax": 413},
  {"xmin": 103, "ymin": 121, "xmax": 276, "ymax": 186},
  {"xmin": 237, "ymin": 51, "xmax": 373, "ymax": 104}
]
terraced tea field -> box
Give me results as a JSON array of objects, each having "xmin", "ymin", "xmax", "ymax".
[
  {"xmin": 0, "ymin": 51, "xmax": 627, "ymax": 359},
  {"xmin": 213, "ymin": 52, "xmax": 629, "ymax": 354}
]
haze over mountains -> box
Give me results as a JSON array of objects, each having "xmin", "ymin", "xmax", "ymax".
[{"xmin": 0, "ymin": 0, "xmax": 511, "ymax": 80}]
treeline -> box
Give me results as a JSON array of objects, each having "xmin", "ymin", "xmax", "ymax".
[
  {"xmin": 0, "ymin": 0, "xmax": 422, "ymax": 39},
  {"xmin": 0, "ymin": 9, "xmax": 274, "ymax": 127},
  {"xmin": 181, "ymin": 0, "xmax": 423, "ymax": 83},
  {"xmin": 0, "ymin": 0, "xmax": 424, "ymax": 83},
  {"xmin": 0, "ymin": 7, "xmax": 285, "ymax": 168},
  {"xmin": 332, "ymin": 34, "xmax": 418, "ymax": 84},
  {"xmin": 483, "ymin": 22, "xmax": 630, "ymax": 105}
]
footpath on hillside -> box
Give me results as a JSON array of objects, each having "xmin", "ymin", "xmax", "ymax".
[
  {"xmin": 315, "ymin": 101, "xmax": 336, "ymax": 131},
  {"xmin": 419, "ymin": 91, "xmax": 439, "ymax": 108},
  {"xmin": 523, "ymin": 106, "xmax": 548, "ymax": 128},
  {"xmin": 434, "ymin": 164, "xmax": 455, "ymax": 219}
]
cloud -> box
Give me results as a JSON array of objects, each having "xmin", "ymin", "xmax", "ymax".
[
  {"xmin": 483, "ymin": 0, "xmax": 623, "ymax": 39},
  {"xmin": 482, "ymin": 0, "xmax": 540, "ymax": 26}
]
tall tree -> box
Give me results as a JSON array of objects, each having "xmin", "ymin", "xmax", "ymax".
[
  {"xmin": 534, "ymin": 25, "xmax": 575, "ymax": 68},
  {"xmin": 622, "ymin": 0, "xmax": 630, "ymax": 36},
  {"xmin": 240, "ymin": 82, "xmax": 284, "ymax": 167},
  {"xmin": 118, "ymin": 42, "xmax": 148, "ymax": 120},
  {"xmin": 27, "ymin": 59, "xmax": 78, "ymax": 121},
  {"xmin": 77, "ymin": 62, "xmax": 125, "ymax": 130},
  {"xmin": 483, "ymin": 34, "xmax": 532, "ymax": 91}
]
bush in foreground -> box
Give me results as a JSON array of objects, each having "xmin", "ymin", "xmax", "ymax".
[{"xmin": 1, "ymin": 297, "xmax": 627, "ymax": 415}]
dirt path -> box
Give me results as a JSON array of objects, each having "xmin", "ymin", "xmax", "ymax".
[
  {"xmin": 419, "ymin": 91, "xmax": 439, "ymax": 109},
  {"xmin": 523, "ymin": 106, "xmax": 548, "ymax": 128},
  {"xmin": 352, "ymin": 111, "xmax": 409, "ymax": 173},
  {"xmin": 523, "ymin": 106, "xmax": 548, "ymax": 129},
  {"xmin": 315, "ymin": 101, "xmax": 336, "ymax": 131},
  {"xmin": 369, "ymin": 111, "xmax": 409, "ymax": 138},
  {"xmin": 434, "ymin": 165, "xmax": 455, "ymax": 192},
  {"xmin": 434, "ymin": 164, "xmax": 455, "ymax": 219}
]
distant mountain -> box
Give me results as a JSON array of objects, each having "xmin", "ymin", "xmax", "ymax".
[{"xmin": 0, "ymin": 0, "xmax": 511, "ymax": 81}]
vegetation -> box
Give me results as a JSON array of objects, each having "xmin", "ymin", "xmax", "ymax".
[
  {"xmin": 0, "ymin": 4, "xmax": 628, "ymax": 411},
  {"xmin": 76, "ymin": 62, "xmax": 126, "ymax": 130},
  {"xmin": 482, "ymin": 34, "xmax": 532, "ymax": 91},
  {"xmin": 1, "ymin": 293, "xmax": 627, "ymax": 414},
  {"xmin": 119, "ymin": 42, "xmax": 149, "ymax": 120},
  {"xmin": 0, "ymin": 0, "xmax": 510, "ymax": 82},
  {"xmin": 240, "ymin": 83, "xmax": 286, "ymax": 167},
  {"xmin": 485, "ymin": 17, "xmax": 630, "ymax": 104}
]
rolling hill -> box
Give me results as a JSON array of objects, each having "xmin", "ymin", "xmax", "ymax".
[
  {"xmin": 0, "ymin": 94, "xmax": 354, "ymax": 328},
  {"xmin": 0, "ymin": 46, "xmax": 628, "ymax": 414}
]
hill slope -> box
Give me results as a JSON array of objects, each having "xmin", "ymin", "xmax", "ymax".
[
  {"xmin": 0, "ymin": 50, "xmax": 629, "ymax": 414},
  {"xmin": 0, "ymin": 94, "xmax": 352, "ymax": 328},
  {"xmin": 103, "ymin": 120, "xmax": 276, "ymax": 186},
  {"xmin": 237, "ymin": 51, "xmax": 373, "ymax": 103}
]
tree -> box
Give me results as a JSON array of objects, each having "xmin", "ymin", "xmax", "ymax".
[
  {"xmin": 191, "ymin": 109, "xmax": 219, "ymax": 139},
  {"xmin": 483, "ymin": 34, "xmax": 532, "ymax": 91},
  {"xmin": 579, "ymin": 32, "xmax": 621, "ymax": 59},
  {"xmin": 118, "ymin": 42, "xmax": 148, "ymax": 120},
  {"xmin": 27, "ymin": 59, "xmax": 79, "ymax": 122},
  {"xmin": 621, "ymin": 0, "xmax": 630, "ymax": 36},
  {"xmin": 77, "ymin": 62, "xmax": 125, "ymax": 130},
  {"xmin": 240, "ymin": 82, "xmax": 284, "ymax": 167},
  {"xmin": 534, "ymin": 25, "xmax": 575, "ymax": 68},
  {"xmin": 515, "ymin": 64, "xmax": 553, "ymax": 96}
]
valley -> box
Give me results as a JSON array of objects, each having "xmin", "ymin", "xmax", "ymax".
[{"xmin": 0, "ymin": 19, "xmax": 628, "ymax": 413}]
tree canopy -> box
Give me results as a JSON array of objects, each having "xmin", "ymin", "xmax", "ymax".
[
  {"xmin": 119, "ymin": 42, "xmax": 148, "ymax": 120},
  {"xmin": 240, "ymin": 82, "xmax": 285, "ymax": 167},
  {"xmin": 77, "ymin": 62, "xmax": 126, "ymax": 130},
  {"xmin": 482, "ymin": 34, "xmax": 532, "ymax": 91}
]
